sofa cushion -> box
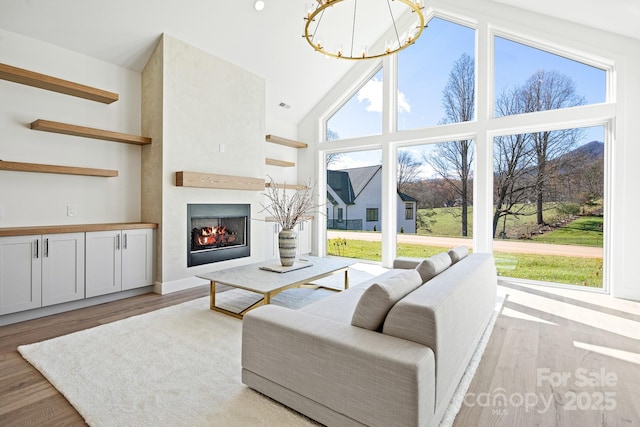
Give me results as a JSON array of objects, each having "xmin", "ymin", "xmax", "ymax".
[
  {"xmin": 351, "ymin": 269, "xmax": 423, "ymax": 331},
  {"xmin": 393, "ymin": 258, "xmax": 421, "ymax": 269},
  {"xmin": 415, "ymin": 252, "xmax": 452, "ymax": 283},
  {"xmin": 448, "ymin": 245, "xmax": 469, "ymax": 264}
]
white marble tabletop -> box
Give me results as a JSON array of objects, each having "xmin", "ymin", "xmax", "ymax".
[{"xmin": 196, "ymin": 256, "xmax": 355, "ymax": 293}]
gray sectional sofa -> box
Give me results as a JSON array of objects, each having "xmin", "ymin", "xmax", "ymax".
[{"xmin": 241, "ymin": 247, "xmax": 498, "ymax": 427}]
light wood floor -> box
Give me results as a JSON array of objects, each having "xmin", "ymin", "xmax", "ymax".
[
  {"xmin": 455, "ymin": 281, "xmax": 640, "ymax": 427},
  {"xmin": 1, "ymin": 281, "xmax": 638, "ymax": 426}
]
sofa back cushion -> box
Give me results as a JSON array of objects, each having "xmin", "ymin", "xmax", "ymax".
[
  {"xmin": 415, "ymin": 252, "xmax": 452, "ymax": 283},
  {"xmin": 351, "ymin": 269, "xmax": 423, "ymax": 331},
  {"xmin": 448, "ymin": 245, "xmax": 469, "ymax": 264}
]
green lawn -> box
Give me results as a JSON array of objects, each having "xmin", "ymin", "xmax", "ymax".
[
  {"xmin": 530, "ymin": 216, "xmax": 603, "ymax": 247},
  {"xmin": 494, "ymin": 252, "xmax": 602, "ymax": 287},
  {"xmin": 418, "ymin": 207, "xmax": 474, "ymax": 237},
  {"xmin": 421, "ymin": 207, "xmax": 603, "ymax": 245},
  {"xmin": 326, "ymin": 239, "xmax": 603, "ymax": 288}
]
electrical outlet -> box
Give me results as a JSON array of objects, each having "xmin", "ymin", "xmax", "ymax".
[
  {"xmin": 67, "ymin": 204, "xmax": 78, "ymax": 217},
  {"xmin": 219, "ymin": 143, "xmax": 225, "ymax": 153}
]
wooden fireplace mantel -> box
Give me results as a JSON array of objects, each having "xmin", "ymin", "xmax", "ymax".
[{"xmin": 175, "ymin": 171, "xmax": 265, "ymax": 190}]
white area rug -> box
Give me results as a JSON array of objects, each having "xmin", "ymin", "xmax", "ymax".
[
  {"xmin": 18, "ymin": 264, "xmax": 503, "ymax": 427},
  {"xmin": 19, "ymin": 296, "xmax": 318, "ymax": 427}
]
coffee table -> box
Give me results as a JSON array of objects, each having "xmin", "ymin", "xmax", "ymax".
[{"xmin": 197, "ymin": 256, "xmax": 355, "ymax": 318}]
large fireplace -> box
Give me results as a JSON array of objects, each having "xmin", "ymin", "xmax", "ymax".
[{"xmin": 187, "ymin": 204, "xmax": 250, "ymax": 267}]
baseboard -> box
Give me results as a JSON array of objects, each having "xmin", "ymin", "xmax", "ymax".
[
  {"xmin": 0, "ymin": 286, "xmax": 154, "ymax": 326},
  {"xmin": 154, "ymin": 276, "xmax": 209, "ymax": 295}
]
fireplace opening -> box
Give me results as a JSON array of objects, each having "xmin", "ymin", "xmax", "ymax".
[{"xmin": 187, "ymin": 204, "xmax": 250, "ymax": 267}]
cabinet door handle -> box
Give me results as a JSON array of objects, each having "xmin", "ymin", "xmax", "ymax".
[
  {"xmin": 44, "ymin": 238, "xmax": 49, "ymax": 258},
  {"xmin": 123, "ymin": 233, "xmax": 128, "ymax": 250},
  {"xmin": 116, "ymin": 234, "xmax": 120, "ymax": 250},
  {"xmin": 34, "ymin": 239, "xmax": 39, "ymax": 259}
]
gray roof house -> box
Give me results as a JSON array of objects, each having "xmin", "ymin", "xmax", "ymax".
[{"xmin": 327, "ymin": 166, "xmax": 417, "ymax": 233}]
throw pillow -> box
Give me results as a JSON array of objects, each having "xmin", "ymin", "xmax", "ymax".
[
  {"xmin": 448, "ymin": 245, "xmax": 469, "ymax": 264},
  {"xmin": 351, "ymin": 269, "xmax": 423, "ymax": 331},
  {"xmin": 415, "ymin": 252, "xmax": 452, "ymax": 283}
]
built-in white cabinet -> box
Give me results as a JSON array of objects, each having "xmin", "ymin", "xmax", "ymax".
[
  {"xmin": 42, "ymin": 233, "xmax": 85, "ymax": 306},
  {"xmin": 86, "ymin": 228, "xmax": 153, "ymax": 298},
  {"xmin": 0, "ymin": 232, "xmax": 84, "ymax": 315},
  {"xmin": 265, "ymin": 222, "xmax": 282, "ymax": 259},
  {"xmin": 121, "ymin": 228, "xmax": 154, "ymax": 291},
  {"xmin": 264, "ymin": 220, "xmax": 312, "ymax": 260},
  {"xmin": 296, "ymin": 220, "xmax": 312, "ymax": 256},
  {"xmin": 0, "ymin": 235, "xmax": 42, "ymax": 315}
]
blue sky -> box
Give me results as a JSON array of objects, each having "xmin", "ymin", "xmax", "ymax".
[{"xmin": 328, "ymin": 17, "xmax": 607, "ymax": 172}]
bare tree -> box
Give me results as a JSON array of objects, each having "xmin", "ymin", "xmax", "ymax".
[
  {"xmin": 492, "ymin": 87, "xmax": 537, "ymax": 237},
  {"xmin": 397, "ymin": 150, "xmax": 422, "ymax": 193},
  {"xmin": 423, "ymin": 53, "xmax": 475, "ymax": 236},
  {"xmin": 520, "ymin": 70, "xmax": 586, "ymax": 225},
  {"xmin": 326, "ymin": 152, "xmax": 343, "ymax": 167},
  {"xmin": 493, "ymin": 132, "xmax": 538, "ymax": 237},
  {"xmin": 326, "ymin": 128, "xmax": 339, "ymax": 141}
]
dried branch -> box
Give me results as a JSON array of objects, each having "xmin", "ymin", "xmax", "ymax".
[{"xmin": 260, "ymin": 177, "xmax": 323, "ymax": 230}]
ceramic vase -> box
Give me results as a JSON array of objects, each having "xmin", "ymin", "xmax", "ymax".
[{"xmin": 278, "ymin": 228, "xmax": 297, "ymax": 266}]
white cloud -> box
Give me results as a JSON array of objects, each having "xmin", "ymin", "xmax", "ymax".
[
  {"xmin": 398, "ymin": 91, "xmax": 411, "ymax": 113},
  {"xmin": 357, "ymin": 78, "xmax": 383, "ymax": 112},
  {"xmin": 356, "ymin": 78, "xmax": 411, "ymax": 113}
]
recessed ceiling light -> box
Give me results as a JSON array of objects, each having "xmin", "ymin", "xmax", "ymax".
[{"xmin": 254, "ymin": 0, "xmax": 265, "ymax": 11}]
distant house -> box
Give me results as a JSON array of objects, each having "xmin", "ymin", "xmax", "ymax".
[{"xmin": 327, "ymin": 165, "xmax": 418, "ymax": 233}]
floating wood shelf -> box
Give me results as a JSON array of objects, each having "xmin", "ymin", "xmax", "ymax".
[
  {"xmin": 0, "ymin": 222, "xmax": 157, "ymax": 237},
  {"xmin": 0, "ymin": 63, "xmax": 119, "ymax": 104},
  {"xmin": 30, "ymin": 119, "xmax": 152, "ymax": 145},
  {"xmin": 176, "ymin": 171, "xmax": 265, "ymax": 190},
  {"xmin": 265, "ymin": 182, "xmax": 308, "ymax": 190},
  {"xmin": 265, "ymin": 158, "xmax": 295, "ymax": 167},
  {"xmin": 265, "ymin": 134, "xmax": 307, "ymax": 149},
  {"xmin": 0, "ymin": 160, "xmax": 118, "ymax": 178}
]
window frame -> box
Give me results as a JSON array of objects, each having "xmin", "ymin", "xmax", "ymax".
[{"xmin": 315, "ymin": 8, "xmax": 615, "ymax": 294}]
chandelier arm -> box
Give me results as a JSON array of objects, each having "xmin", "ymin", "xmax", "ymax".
[
  {"xmin": 385, "ymin": 0, "xmax": 402, "ymax": 52},
  {"xmin": 311, "ymin": 8, "xmax": 327, "ymax": 48},
  {"xmin": 350, "ymin": 0, "xmax": 358, "ymax": 58}
]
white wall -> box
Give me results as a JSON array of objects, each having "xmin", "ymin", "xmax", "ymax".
[
  {"xmin": 142, "ymin": 34, "xmax": 267, "ymax": 291},
  {"xmin": 0, "ymin": 29, "xmax": 142, "ymax": 226},
  {"xmin": 298, "ymin": 0, "xmax": 640, "ymax": 300}
]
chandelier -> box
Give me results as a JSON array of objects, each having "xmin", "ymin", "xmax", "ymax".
[{"xmin": 304, "ymin": 0, "xmax": 425, "ymax": 60}]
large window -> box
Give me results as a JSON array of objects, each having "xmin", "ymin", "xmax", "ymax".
[
  {"xmin": 494, "ymin": 36, "xmax": 606, "ymax": 116},
  {"xmin": 397, "ymin": 17, "xmax": 475, "ymax": 131},
  {"xmin": 492, "ymin": 126, "xmax": 605, "ymax": 288},
  {"xmin": 396, "ymin": 141, "xmax": 474, "ymax": 257},
  {"xmin": 319, "ymin": 11, "xmax": 612, "ymax": 291},
  {"xmin": 326, "ymin": 68, "xmax": 383, "ymax": 141},
  {"xmin": 327, "ymin": 150, "xmax": 383, "ymax": 261}
]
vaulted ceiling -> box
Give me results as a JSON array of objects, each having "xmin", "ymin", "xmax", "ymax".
[{"xmin": 0, "ymin": 0, "xmax": 636, "ymax": 128}]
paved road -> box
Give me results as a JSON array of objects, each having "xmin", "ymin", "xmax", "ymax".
[{"xmin": 327, "ymin": 231, "xmax": 603, "ymax": 259}]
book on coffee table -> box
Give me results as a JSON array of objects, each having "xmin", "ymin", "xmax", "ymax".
[{"xmin": 259, "ymin": 260, "xmax": 313, "ymax": 273}]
